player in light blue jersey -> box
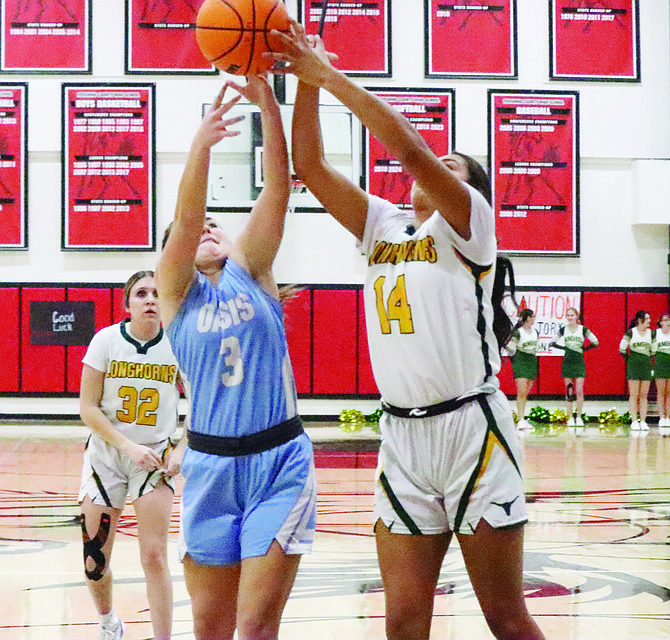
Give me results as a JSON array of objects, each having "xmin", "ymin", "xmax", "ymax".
[{"xmin": 156, "ymin": 76, "xmax": 316, "ymax": 640}]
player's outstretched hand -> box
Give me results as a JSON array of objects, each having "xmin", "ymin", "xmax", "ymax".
[
  {"xmin": 265, "ymin": 19, "xmax": 338, "ymax": 87},
  {"xmin": 194, "ymin": 83, "xmax": 245, "ymax": 149},
  {"xmin": 228, "ymin": 74, "xmax": 278, "ymax": 111}
]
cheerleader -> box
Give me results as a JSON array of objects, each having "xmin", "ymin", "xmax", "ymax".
[
  {"xmin": 507, "ymin": 309, "xmax": 539, "ymax": 430},
  {"xmin": 619, "ymin": 310, "xmax": 653, "ymax": 430},
  {"xmin": 652, "ymin": 313, "xmax": 670, "ymax": 428},
  {"xmin": 551, "ymin": 307, "xmax": 599, "ymax": 426}
]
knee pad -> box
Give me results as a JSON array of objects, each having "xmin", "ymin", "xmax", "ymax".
[
  {"xmin": 565, "ymin": 383, "xmax": 576, "ymax": 403},
  {"xmin": 81, "ymin": 513, "xmax": 111, "ymax": 581}
]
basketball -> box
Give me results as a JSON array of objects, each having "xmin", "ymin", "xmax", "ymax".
[{"xmin": 195, "ymin": 0, "xmax": 290, "ymax": 76}]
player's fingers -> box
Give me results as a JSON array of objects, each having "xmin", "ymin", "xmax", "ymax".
[
  {"xmin": 289, "ymin": 17, "xmax": 305, "ymax": 37},
  {"xmin": 213, "ymin": 82, "xmax": 230, "ymax": 107},
  {"xmin": 219, "ymin": 93, "xmax": 242, "ymax": 112}
]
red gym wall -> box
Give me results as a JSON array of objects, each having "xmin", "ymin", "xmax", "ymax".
[{"xmin": 0, "ymin": 284, "xmax": 668, "ymax": 399}]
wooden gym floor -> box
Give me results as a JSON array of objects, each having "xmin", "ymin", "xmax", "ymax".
[{"xmin": 0, "ymin": 419, "xmax": 669, "ymax": 639}]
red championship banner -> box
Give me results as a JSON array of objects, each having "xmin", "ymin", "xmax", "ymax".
[
  {"xmin": 1, "ymin": 0, "xmax": 91, "ymax": 72},
  {"xmin": 300, "ymin": 0, "xmax": 391, "ymax": 76},
  {"xmin": 0, "ymin": 84, "xmax": 27, "ymax": 249},
  {"xmin": 426, "ymin": 0, "xmax": 517, "ymax": 78},
  {"xmin": 63, "ymin": 85, "xmax": 155, "ymax": 251},
  {"xmin": 365, "ymin": 89, "xmax": 454, "ymax": 209},
  {"xmin": 126, "ymin": 0, "xmax": 215, "ymax": 74},
  {"xmin": 550, "ymin": 0, "xmax": 640, "ymax": 81},
  {"xmin": 489, "ymin": 90, "xmax": 579, "ymax": 256}
]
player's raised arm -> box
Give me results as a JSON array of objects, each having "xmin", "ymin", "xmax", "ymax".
[
  {"xmin": 271, "ymin": 20, "xmax": 472, "ymax": 239},
  {"xmin": 292, "ymin": 77, "xmax": 369, "ymax": 241},
  {"xmin": 156, "ymin": 84, "xmax": 243, "ymax": 326},
  {"xmin": 227, "ymin": 75, "xmax": 289, "ymax": 294}
]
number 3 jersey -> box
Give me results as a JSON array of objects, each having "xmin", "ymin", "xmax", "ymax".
[
  {"xmin": 166, "ymin": 260, "xmax": 298, "ymax": 438},
  {"xmin": 82, "ymin": 320, "xmax": 180, "ymax": 444},
  {"xmin": 360, "ymin": 185, "xmax": 501, "ymax": 408}
]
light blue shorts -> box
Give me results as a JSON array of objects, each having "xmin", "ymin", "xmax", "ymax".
[{"xmin": 178, "ymin": 433, "xmax": 316, "ymax": 566}]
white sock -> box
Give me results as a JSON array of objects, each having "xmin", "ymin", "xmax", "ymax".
[{"xmin": 100, "ymin": 610, "xmax": 116, "ymax": 626}]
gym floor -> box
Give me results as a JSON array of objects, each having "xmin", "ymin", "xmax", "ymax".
[{"xmin": 1, "ymin": 420, "xmax": 669, "ymax": 639}]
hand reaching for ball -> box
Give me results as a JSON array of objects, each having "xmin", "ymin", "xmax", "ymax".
[
  {"xmin": 267, "ymin": 19, "xmax": 340, "ymax": 87},
  {"xmin": 228, "ymin": 74, "xmax": 278, "ymax": 112},
  {"xmin": 194, "ymin": 84, "xmax": 245, "ymax": 150}
]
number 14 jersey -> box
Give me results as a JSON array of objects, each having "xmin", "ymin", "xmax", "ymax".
[{"xmin": 360, "ymin": 186, "xmax": 501, "ymax": 408}]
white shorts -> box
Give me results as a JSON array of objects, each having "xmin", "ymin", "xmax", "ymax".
[
  {"xmin": 374, "ymin": 390, "xmax": 528, "ymax": 535},
  {"xmin": 78, "ymin": 435, "xmax": 175, "ymax": 510}
]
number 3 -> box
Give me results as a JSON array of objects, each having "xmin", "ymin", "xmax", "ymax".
[
  {"xmin": 373, "ymin": 275, "xmax": 414, "ymax": 334},
  {"xmin": 220, "ymin": 335, "xmax": 244, "ymax": 386}
]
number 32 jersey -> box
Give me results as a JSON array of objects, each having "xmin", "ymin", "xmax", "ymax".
[
  {"xmin": 82, "ymin": 320, "xmax": 180, "ymax": 444},
  {"xmin": 361, "ymin": 185, "xmax": 501, "ymax": 408}
]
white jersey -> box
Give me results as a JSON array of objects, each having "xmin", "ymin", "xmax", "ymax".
[
  {"xmin": 554, "ymin": 324, "xmax": 597, "ymax": 354},
  {"xmin": 507, "ymin": 326, "xmax": 539, "ymax": 356},
  {"xmin": 360, "ymin": 186, "xmax": 500, "ymax": 408},
  {"xmin": 619, "ymin": 326, "xmax": 653, "ymax": 357},
  {"xmin": 652, "ymin": 329, "xmax": 670, "ymax": 356},
  {"xmin": 82, "ymin": 320, "xmax": 181, "ymax": 444}
]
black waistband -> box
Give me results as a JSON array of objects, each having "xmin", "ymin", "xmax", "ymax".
[
  {"xmin": 381, "ymin": 393, "xmax": 487, "ymax": 419},
  {"xmin": 187, "ymin": 415, "xmax": 304, "ymax": 457}
]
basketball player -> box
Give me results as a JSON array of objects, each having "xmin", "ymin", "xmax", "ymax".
[
  {"xmin": 79, "ymin": 270, "xmax": 184, "ymax": 640},
  {"xmin": 156, "ymin": 75, "xmax": 316, "ymax": 640},
  {"xmin": 620, "ymin": 310, "xmax": 653, "ymax": 430},
  {"xmin": 507, "ymin": 309, "xmax": 539, "ymax": 430},
  {"xmin": 550, "ymin": 307, "xmax": 598, "ymax": 426},
  {"xmin": 270, "ymin": 21, "xmax": 545, "ymax": 640}
]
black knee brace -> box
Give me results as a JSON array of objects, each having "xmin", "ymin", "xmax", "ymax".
[
  {"xmin": 81, "ymin": 513, "xmax": 111, "ymax": 581},
  {"xmin": 566, "ymin": 382, "xmax": 576, "ymax": 403}
]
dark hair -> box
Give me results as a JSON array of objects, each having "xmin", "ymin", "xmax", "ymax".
[
  {"xmin": 658, "ymin": 312, "xmax": 670, "ymax": 327},
  {"xmin": 629, "ymin": 309, "xmax": 649, "ymax": 330},
  {"xmin": 491, "ymin": 254, "xmax": 517, "ymax": 351},
  {"xmin": 453, "ymin": 152, "xmax": 492, "ymax": 205},
  {"xmin": 123, "ymin": 270, "xmax": 154, "ymax": 308},
  {"xmin": 161, "ymin": 222, "xmax": 173, "ymax": 250},
  {"xmin": 517, "ymin": 308, "xmax": 534, "ymax": 326}
]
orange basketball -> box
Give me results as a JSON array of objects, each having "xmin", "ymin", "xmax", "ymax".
[{"xmin": 195, "ymin": 0, "xmax": 290, "ymax": 76}]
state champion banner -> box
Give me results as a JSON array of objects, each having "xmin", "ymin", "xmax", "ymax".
[
  {"xmin": 0, "ymin": 84, "xmax": 27, "ymax": 250},
  {"xmin": 299, "ymin": 0, "xmax": 391, "ymax": 76},
  {"xmin": 1, "ymin": 0, "xmax": 91, "ymax": 73},
  {"xmin": 125, "ymin": 0, "xmax": 216, "ymax": 74},
  {"xmin": 489, "ymin": 89, "xmax": 579, "ymax": 256},
  {"xmin": 365, "ymin": 88, "xmax": 454, "ymax": 209},
  {"xmin": 62, "ymin": 84, "xmax": 156, "ymax": 251},
  {"xmin": 503, "ymin": 290, "xmax": 582, "ymax": 356},
  {"xmin": 425, "ymin": 0, "xmax": 517, "ymax": 79},
  {"xmin": 550, "ymin": 0, "xmax": 640, "ymax": 81}
]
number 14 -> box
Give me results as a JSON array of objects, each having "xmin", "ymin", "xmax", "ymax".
[{"xmin": 373, "ymin": 275, "xmax": 414, "ymax": 334}]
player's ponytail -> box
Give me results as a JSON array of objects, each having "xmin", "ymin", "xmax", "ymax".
[{"xmin": 492, "ymin": 254, "xmax": 517, "ymax": 351}]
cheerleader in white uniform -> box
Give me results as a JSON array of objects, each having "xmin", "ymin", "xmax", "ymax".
[{"xmin": 619, "ymin": 310, "xmax": 653, "ymax": 430}]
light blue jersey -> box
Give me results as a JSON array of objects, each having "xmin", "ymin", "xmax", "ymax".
[
  {"xmin": 167, "ymin": 260, "xmax": 315, "ymax": 565},
  {"xmin": 166, "ymin": 260, "xmax": 298, "ymax": 437}
]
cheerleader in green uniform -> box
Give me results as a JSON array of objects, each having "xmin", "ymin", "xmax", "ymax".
[
  {"xmin": 551, "ymin": 307, "xmax": 599, "ymax": 426},
  {"xmin": 619, "ymin": 310, "xmax": 653, "ymax": 430},
  {"xmin": 507, "ymin": 309, "xmax": 539, "ymax": 430},
  {"xmin": 652, "ymin": 313, "xmax": 670, "ymax": 430}
]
